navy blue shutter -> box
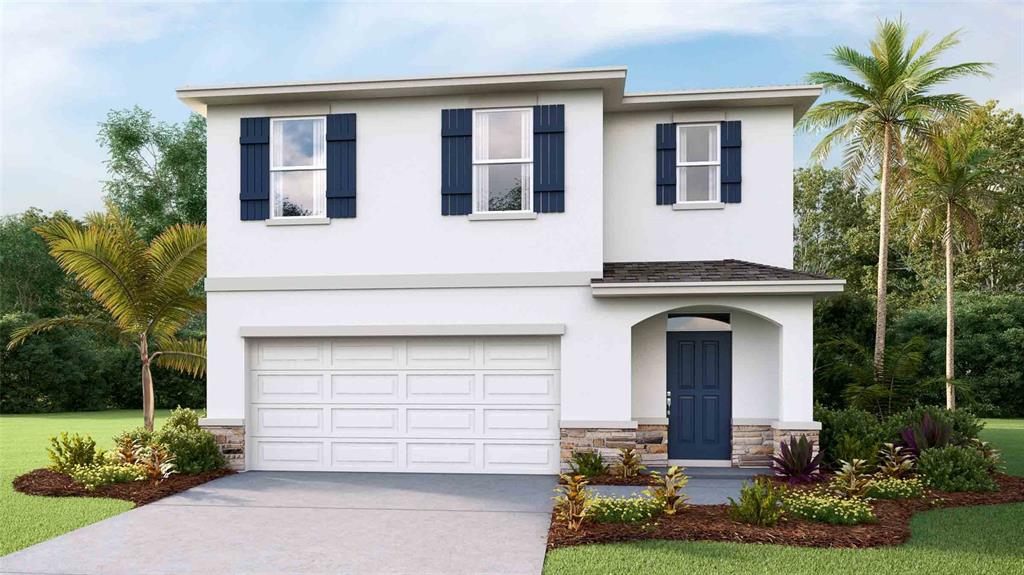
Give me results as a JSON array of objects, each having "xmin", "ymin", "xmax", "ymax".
[
  {"xmin": 441, "ymin": 109, "xmax": 472, "ymax": 215},
  {"xmin": 327, "ymin": 114, "xmax": 357, "ymax": 218},
  {"xmin": 239, "ymin": 117, "xmax": 270, "ymax": 220},
  {"xmin": 656, "ymin": 123, "xmax": 677, "ymax": 205},
  {"xmin": 720, "ymin": 120, "xmax": 742, "ymax": 203},
  {"xmin": 533, "ymin": 104, "xmax": 565, "ymax": 213}
]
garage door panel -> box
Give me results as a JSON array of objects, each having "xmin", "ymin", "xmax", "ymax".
[
  {"xmin": 255, "ymin": 407, "xmax": 325, "ymax": 436},
  {"xmin": 482, "ymin": 373, "xmax": 557, "ymax": 403},
  {"xmin": 483, "ymin": 443, "xmax": 558, "ymax": 472},
  {"xmin": 331, "ymin": 408, "xmax": 400, "ymax": 436},
  {"xmin": 330, "ymin": 442, "xmax": 399, "ymax": 469},
  {"xmin": 406, "ymin": 373, "xmax": 476, "ymax": 402},
  {"xmin": 253, "ymin": 340, "xmax": 327, "ymax": 369},
  {"xmin": 406, "ymin": 442, "xmax": 475, "ymax": 470},
  {"xmin": 255, "ymin": 440, "xmax": 324, "ymax": 469},
  {"xmin": 405, "ymin": 339, "xmax": 476, "ymax": 368},
  {"xmin": 406, "ymin": 408, "xmax": 476, "ymax": 436},
  {"xmin": 483, "ymin": 408, "xmax": 558, "ymax": 439},
  {"xmin": 254, "ymin": 374, "xmax": 325, "ymax": 403},
  {"xmin": 483, "ymin": 338, "xmax": 558, "ymax": 369},
  {"xmin": 330, "ymin": 374, "xmax": 399, "ymax": 401}
]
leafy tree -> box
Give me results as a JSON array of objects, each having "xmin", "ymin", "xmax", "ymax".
[
  {"xmin": 906, "ymin": 119, "xmax": 1000, "ymax": 409},
  {"xmin": 98, "ymin": 107, "xmax": 207, "ymax": 240},
  {"xmin": 0, "ymin": 209, "xmax": 70, "ymax": 315},
  {"xmin": 7, "ymin": 207, "xmax": 207, "ymax": 430},
  {"xmin": 799, "ymin": 18, "xmax": 990, "ymax": 380}
]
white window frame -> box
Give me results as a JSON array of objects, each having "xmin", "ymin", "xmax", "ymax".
[
  {"xmin": 472, "ymin": 107, "xmax": 533, "ymax": 214},
  {"xmin": 675, "ymin": 123, "xmax": 721, "ymax": 204},
  {"xmin": 269, "ymin": 116, "xmax": 327, "ymax": 220}
]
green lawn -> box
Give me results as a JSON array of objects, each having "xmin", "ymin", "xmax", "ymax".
[
  {"xmin": 544, "ymin": 419, "xmax": 1024, "ymax": 575},
  {"xmin": 0, "ymin": 410, "xmax": 168, "ymax": 556}
]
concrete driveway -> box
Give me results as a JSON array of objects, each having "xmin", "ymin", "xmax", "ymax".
[{"xmin": 0, "ymin": 472, "xmax": 557, "ymax": 575}]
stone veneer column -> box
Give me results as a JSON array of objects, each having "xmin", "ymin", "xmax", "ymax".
[
  {"xmin": 730, "ymin": 424, "xmax": 774, "ymax": 467},
  {"xmin": 200, "ymin": 424, "xmax": 245, "ymax": 471},
  {"xmin": 559, "ymin": 425, "xmax": 668, "ymax": 471},
  {"xmin": 772, "ymin": 427, "xmax": 821, "ymax": 458}
]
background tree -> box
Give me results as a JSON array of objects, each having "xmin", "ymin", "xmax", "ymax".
[
  {"xmin": 799, "ymin": 18, "xmax": 990, "ymax": 379},
  {"xmin": 98, "ymin": 107, "xmax": 207, "ymax": 241},
  {"xmin": 7, "ymin": 208, "xmax": 207, "ymax": 430},
  {"xmin": 906, "ymin": 120, "xmax": 997, "ymax": 409},
  {"xmin": 0, "ymin": 209, "xmax": 71, "ymax": 315}
]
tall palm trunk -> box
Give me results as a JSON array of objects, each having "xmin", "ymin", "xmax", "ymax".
[
  {"xmin": 945, "ymin": 201, "xmax": 956, "ymax": 410},
  {"xmin": 140, "ymin": 333, "xmax": 156, "ymax": 431},
  {"xmin": 873, "ymin": 126, "xmax": 892, "ymax": 380}
]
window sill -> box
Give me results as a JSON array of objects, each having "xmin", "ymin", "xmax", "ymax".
[
  {"xmin": 467, "ymin": 212, "xmax": 538, "ymax": 221},
  {"xmin": 672, "ymin": 202, "xmax": 725, "ymax": 211},
  {"xmin": 265, "ymin": 217, "xmax": 331, "ymax": 226}
]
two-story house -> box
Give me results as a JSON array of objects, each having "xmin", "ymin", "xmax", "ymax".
[{"xmin": 177, "ymin": 67, "xmax": 843, "ymax": 474}]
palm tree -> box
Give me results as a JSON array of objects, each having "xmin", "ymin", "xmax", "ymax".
[
  {"xmin": 907, "ymin": 119, "xmax": 995, "ymax": 409},
  {"xmin": 799, "ymin": 18, "xmax": 990, "ymax": 380},
  {"xmin": 7, "ymin": 207, "xmax": 206, "ymax": 431}
]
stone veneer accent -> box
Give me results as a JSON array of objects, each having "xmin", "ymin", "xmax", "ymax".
[
  {"xmin": 772, "ymin": 428, "xmax": 820, "ymax": 456},
  {"xmin": 201, "ymin": 425, "xmax": 245, "ymax": 471},
  {"xmin": 559, "ymin": 425, "xmax": 668, "ymax": 470},
  {"xmin": 731, "ymin": 424, "xmax": 774, "ymax": 467}
]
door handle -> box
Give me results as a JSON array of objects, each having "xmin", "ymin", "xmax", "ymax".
[{"xmin": 666, "ymin": 390, "xmax": 671, "ymax": 417}]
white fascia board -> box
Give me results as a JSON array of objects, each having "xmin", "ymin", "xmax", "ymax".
[
  {"xmin": 613, "ymin": 84, "xmax": 823, "ymax": 122},
  {"xmin": 239, "ymin": 324, "xmax": 567, "ymax": 338},
  {"xmin": 206, "ymin": 271, "xmax": 596, "ymax": 292},
  {"xmin": 591, "ymin": 279, "xmax": 846, "ymax": 297}
]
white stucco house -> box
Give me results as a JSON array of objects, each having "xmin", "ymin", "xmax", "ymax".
[{"xmin": 177, "ymin": 67, "xmax": 843, "ymax": 475}]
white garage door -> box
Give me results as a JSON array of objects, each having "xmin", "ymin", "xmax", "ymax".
[{"xmin": 247, "ymin": 336, "xmax": 561, "ymax": 474}]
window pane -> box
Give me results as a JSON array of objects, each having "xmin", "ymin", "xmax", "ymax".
[
  {"xmin": 272, "ymin": 118, "xmax": 325, "ymax": 168},
  {"xmin": 678, "ymin": 166, "xmax": 718, "ymax": 202},
  {"xmin": 271, "ymin": 170, "xmax": 325, "ymax": 217},
  {"xmin": 475, "ymin": 163, "xmax": 531, "ymax": 212},
  {"xmin": 678, "ymin": 125, "xmax": 718, "ymax": 163},
  {"xmin": 475, "ymin": 110, "xmax": 530, "ymax": 161}
]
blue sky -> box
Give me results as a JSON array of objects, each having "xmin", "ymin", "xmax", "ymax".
[{"xmin": 1, "ymin": 1, "xmax": 1021, "ymax": 216}]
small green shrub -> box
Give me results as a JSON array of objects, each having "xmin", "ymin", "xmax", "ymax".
[
  {"xmin": 832, "ymin": 434, "xmax": 879, "ymax": 468},
  {"xmin": 876, "ymin": 443, "xmax": 915, "ymax": 479},
  {"xmin": 917, "ymin": 446, "xmax": 997, "ymax": 492},
  {"xmin": 645, "ymin": 465, "xmax": 689, "ymax": 515},
  {"xmin": 568, "ymin": 450, "xmax": 607, "ymax": 478},
  {"xmin": 70, "ymin": 463, "xmax": 144, "ymax": 490},
  {"xmin": 783, "ymin": 489, "xmax": 875, "ymax": 525},
  {"xmin": 47, "ymin": 432, "xmax": 98, "ymax": 473},
  {"xmin": 155, "ymin": 427, "xmax": 225, "ymax": 474},
  {"xmin": 611, "ymin": 447, "xmax": 646, "ymax": 479},
  {"xmin": 162, "ymin": 406, "xmax": 202, "ymax": 431},
  {"xmin": 816, "ymin": 405, "xmax": 882, "ymax": 467},
  {"xmin": 113, "ymin": 427, "xmax": 154, "ymax": 449},
  {"xmin": 968, "ymin": 439, "xmax": 1004, "ymax": 473},
  {"xmin": 553, "ymin": 474, "xmax": 593, "ymax": 530},
  {"xmin": 727, "ymin": 477, "xmax": 786, "ymax": 526},
  {"xmin": 865, "ymin": 477, "xmax": 924, "ymax": 499},
  {"xmin": 588, "ymin": 496, "xmax": 663, "ymax": 524},
  {"xmin": 831, "ymin": 459, "xmax": 874, "ymax": 498}
]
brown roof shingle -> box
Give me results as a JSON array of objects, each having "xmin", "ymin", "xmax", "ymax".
[{"xmin": 592, "ymin": 260, "xmax": 833, "ymax": 284}]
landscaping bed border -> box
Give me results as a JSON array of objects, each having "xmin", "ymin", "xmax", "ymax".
[
  {"xmin": 547, "ymin": 473, "xmax": 1024, "ymax": 549},
  {"xmin": 13, "ymin": 468, "xmax": 235, "ymax": 507}
]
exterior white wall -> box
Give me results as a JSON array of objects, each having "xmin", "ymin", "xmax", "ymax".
[
  {"xmin": 602, "ymin": 106, "xmax": 796, "ymax": 267},
  {"xmin": 205, "ymin": 90, "xmax": 604, "ymax": 279},
  {"xmin": 630, "ymin": 308, "xmax": 782, "ymax": 423},
  {"xmin": 209, "ymin": 290, "xmax": 815, "ymax": 427}
]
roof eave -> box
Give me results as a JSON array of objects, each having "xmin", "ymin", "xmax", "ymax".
[
  {"xmin": 611, "ymin": 85, "xmax": 823, "ymax": 123},
  {"xmin": 591, "ymin": 279, "xmax": 846, "ymax": 298}
]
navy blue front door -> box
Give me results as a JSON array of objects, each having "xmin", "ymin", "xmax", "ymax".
[{"xmin": 667, "ymin": 332, "xmax": 732, "ymax": 460}]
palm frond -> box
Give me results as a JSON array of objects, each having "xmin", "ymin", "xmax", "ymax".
[
  {"xmin": 152, "ymin": 337, "xmax": 206, "ymax": 378},
  {"xmin": 6, "ymin": 315, "xmax": 125, "ymax": 350}
]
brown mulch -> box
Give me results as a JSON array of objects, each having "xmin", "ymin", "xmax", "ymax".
[
  {"xmin": 12, "ymin": 468, "xmax": 235, "ymax": 506},
  {"xmin": 548, "ymin": 473, "xmax": 1024, "ymax": 550}
]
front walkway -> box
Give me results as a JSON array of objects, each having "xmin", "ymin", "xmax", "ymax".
[{"xmin": 0, "ymin": 472, "xmax": 557, "ymax": 575}]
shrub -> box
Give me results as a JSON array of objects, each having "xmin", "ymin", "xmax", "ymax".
[
  {"xmin": 783, "ymin": 489, "xmax": 875, "ymax": 525},
  {"xmin": 968, "ymin": 439, "xmax": 1004, "ymax": 474},
  {"xmin": 899, "ymin": 412, "xmax": 952, "ymax": 456},
  {"xmin": 136, "ymin": 443, "xmax": 177, "ymax": 482},
  {"xmin": 113, "ymin": 427, "xmax": 154, "ymax": 449},
  {"xmin": 47, "ymin": 432, "xmax": 98, "ymax": 473},
  {"xmin": 155, "ymin": 427, "xmax": 225, "ymax": 474},
  {"xmin": 611, "ymin": 448, "xmax": 646, "ymax": 479},
  {"xmin": 831, "ymin": 459, "xmax": 874, "ymax": 498},
  {"xmin": 162, "ymin": 406, "xmax": 201, "ymax": 431},
  {"xmin": 876, "ymin": 443, "xmax": 915, "ymax": 479},
  {"xmin": 588, "ymin": 496, "xmax": 663, "ymax": 524},
  {"xmin": 568, "ymin": 450, "xmax": 607, "ymax": 478},
  {"xmin": 816, "ymin": 405, "xmax": 882, "ymax": 467},
  {"xmin": 831, "ymin": 433, "xmax": 879, "ymax": 469},
  {"xmin": 644, "ymin": 465, "xmax": 689, "ymax": 515},
  {"xmin": 917, "ymin": 446, "xmax": 997, "ymax": 492},
  {"xmin": 553, "ymin": 474, "xmax": 592, "ymax": 530},
  {"xmin": 70, "ymin": 463, "xmax": 144, "ymax": 490},
  {"xmin": 772, "ymin": 435, "xmax": 823, "ymax": 484},
  {"xmin": 727, "ymin": 477, "xmax": 786, "ymax": 526},
  {"xmin": 865, "ymin": 477, "xmax": 924, "ymax": 499},
  {"xmin": 884, "ymin": 405, "xmax": 983, "ymax": 445}
]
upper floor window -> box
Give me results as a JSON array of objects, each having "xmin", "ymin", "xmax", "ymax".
[
  {"xmin": 676, "ymin": 123, "xmax": 720, "ymax": 203},
  {"xmin": 270, "ymin": 117, "xmax": 326, "ymax": 218},
  {"xmin": 473, "ymin": 108, "xmax": 532, "ymax": 213}
]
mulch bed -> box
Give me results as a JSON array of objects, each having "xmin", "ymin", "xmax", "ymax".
[
  {"xmin": 12, "ymin": 468, "xmax": 235, "ymax": 507},
  {"xmin": 548, "ymin": 473, "xmax": 1024, "ymax": 549}
]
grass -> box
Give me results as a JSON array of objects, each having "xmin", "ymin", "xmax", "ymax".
[
  {"xmin": 0, "ymin": 410, "xmax": 168, "ymax": 556},
  {"xmin": 543, "ymin": 419, "xmax": 1024, "ymax": 575}
]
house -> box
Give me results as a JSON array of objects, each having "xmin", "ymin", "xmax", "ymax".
[{"xmin": 176, "ymin": 67, "xmax": 843, "ymax": 475}]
